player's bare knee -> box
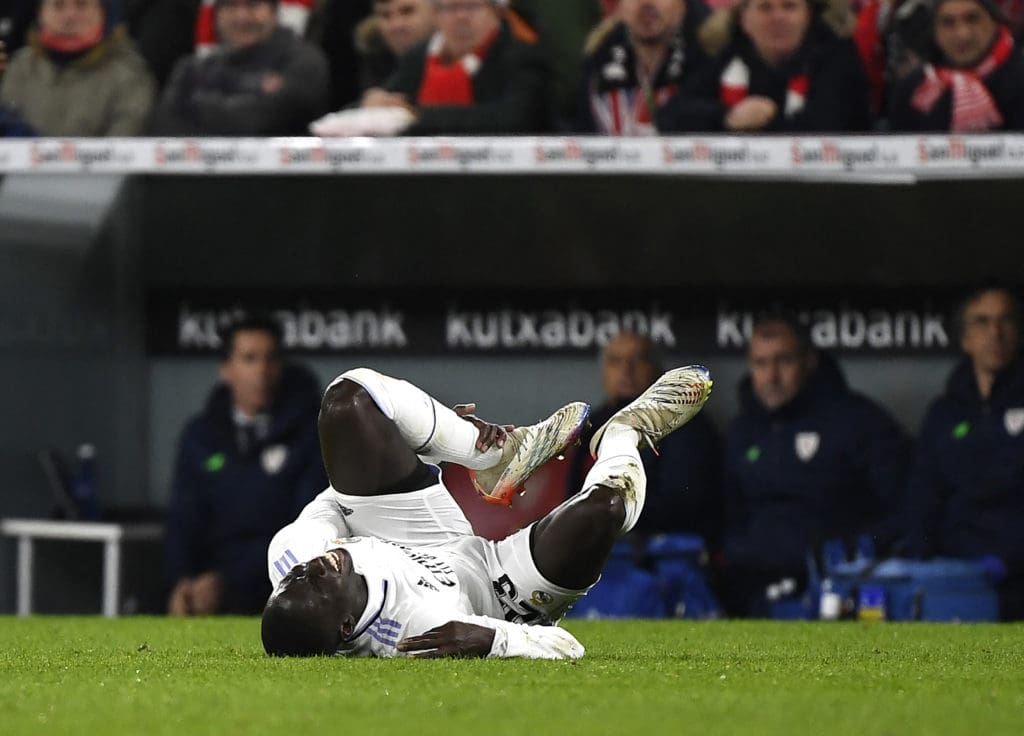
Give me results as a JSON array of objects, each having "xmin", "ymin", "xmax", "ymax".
[
  {"xmin": 319, "ymin": 379, "xmax": 378, "ymax": 431},
  {"xmin": 578, "ymin": 485, "xmax": 626, "ymax": 537}
]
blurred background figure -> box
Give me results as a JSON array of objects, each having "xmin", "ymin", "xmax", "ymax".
[
  {"xmin": 568, "ymin": 331, "xmax": 722, "ymax": 543},
  {"xmin": 659, "ymin": 0, "xmax": 872, "ymax": 132},
  {"xmin": 165, "ymin": 315, "xmax": 327, "ymax": 616},
  {"xmin": 718, "ymin": 313, "xmax": 909, "ymax": 617},
  {"xmin": 359, "ymin": 0, "xmax": 553, "ymax": 133},
  {"xmin": 150, "ymin": 0, "xmax": 329, "ymax": 135},
  {"xmin": 355, "ymin": 0, "xmax": 438, "ymax": 90},
  {"xmin": 888, "ymin": 0, "xmax": 1024, "ymax": 131},
  {"xmin": 906, "ymin": 286, "xmax": 1024, "ymax": 620},
  {"xmin": 0, "ymin": 0, "xmax": 155, "ymax": 135},
  {"xmin": 577, "ymin": 0, "xmax": 714, "ymax": 134}
]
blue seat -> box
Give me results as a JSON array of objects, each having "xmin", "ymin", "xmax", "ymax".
[
  {"xmin": 647, "ymin": 534, "xmax": 721, "ymax": 620},
  {"xmin": 566, "ymin": 542, "xmax": 665, "ymax": 619}
]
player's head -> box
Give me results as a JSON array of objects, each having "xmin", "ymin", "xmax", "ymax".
[
  {"xmin": 261, "ymin": 550, "xmax": 364, "ymax": 657},
  {"xmin": 602, "ymin": 331, "xmax": 662, "ymax": 404},
  {"xmin": 219, "ymin": 313, "xmax": 284, "ymax": 417},
  {"xmin": 748, "ymin": 311, "xmax": 817, "ymax": 411}
]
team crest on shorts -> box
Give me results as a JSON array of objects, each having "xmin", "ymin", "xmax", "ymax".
[
  {"xmin": 531, "ymin": 590, "xmax": 554, "ymax": 606},
  {"xmin": 261, "ymin": 445, "xmax": 288, "ymax": 475},
  {"xmin": 1005, "ymin": 408, "xmax": 1024, "ymax": 437},
  {"xmin": 795, "ymin": 432, "xmax": 820, "ymax": 462}
]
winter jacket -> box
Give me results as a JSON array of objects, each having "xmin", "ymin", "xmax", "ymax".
[
  {"xmin": 722, "ymin": 354, "xmax": 910, "ymax": 581},
  {"xmin": 658, "ymin": 18, "xmax": 872, "ymax": 132},
  {"xmin": 383, "ymin": 17, "xmax": 553, "ymax": 134},
  {"xmin": 906, "ymin": 359, "xmax": 1024, "ymax": 572},
  {"xmin": 569, "ymin": 402, "xmax": 722, "ymax": 543},
  {"xmin": 576, "ymin": 4, "xmax": 713, "ymax": 135},
  {"xmin": 0, "ymin": 28, "xmax": 155, "ymax": 136},
  {"xmin": 889, "ymin": 47, "xmax": 1024, "ymax": 131},
  {"xmin": 150, "ymin": 26, "xmax": 329, "ymax": 135},
  {"xmin": 165, "ymin": 364, "xmax": 328, "ymax": 614}
]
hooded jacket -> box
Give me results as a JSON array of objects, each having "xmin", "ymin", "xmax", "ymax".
[
  {"xmin": 722, "ymin": 354, "xmax": 910, "ymax": 577},
  {"xmin": 0, "ymin": 23, "xmax": 155, "ymax": 135},
  {"xmin": 906, "ymin": 359, "xmax": 1024, "ymax": 571},
  {"xmin": 165, "ymin": 364, "xmax": 328, "ymax": 614}
]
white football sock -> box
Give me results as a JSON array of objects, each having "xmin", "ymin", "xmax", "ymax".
[
  {"xmin": 580, "ymin": 424, "xmax": 647, "ymax": 533},
  {"xmin": 331, "ymin": 368, "xmax": 502, "ymax": 470}
]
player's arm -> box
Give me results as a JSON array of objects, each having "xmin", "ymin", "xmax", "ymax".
[{"xmin": 396, "ymin": 616, "xmax": 585, "ymax": 660}]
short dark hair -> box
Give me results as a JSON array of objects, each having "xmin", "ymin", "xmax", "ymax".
[
  {"xmin": 218, "ymin": 313, "xmax": 284, "ymax": 361},
  {"xmin": 954, "ymin": 283, "xmax": 1022, "ymax": 340},
  {"xmin": 751, "ymin": 309, "xmax": 814, "ymax": 354},
  {"xmin": 261, "ymin": 589, "xmax": 342, "ymax": 657}
]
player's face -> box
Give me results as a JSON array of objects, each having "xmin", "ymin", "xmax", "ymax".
[
  {"xmin": 749, "ymin": 325, "xmax": 815, "ymax": 411},
  {"xmin": 740, "ymin": 0, "xmax": 812, "ymax": 66},
  {"xmin": 961, "ymin": 290, "xmax": 1020, "ymax": 376},
  {"xmin": 279, "ymin": 549, "xmax": 360, "ymax": 636},
  {"xmin": 602, "ymin": 333, "xmax": 659, "ymax": 404},
  {"xmin": 216, "ymin": 0, "xmax": 278, "ymax": 50},
  {"xmin": 220, "ymin": 329, "xmax": 283, "ymax": 416},
  {"xmin": 934, "ymin": 0, "xmax": 999, "ymax": 69},
  {"xmin": 376, "ymin": 0, "xmax": 437, "ymax": 56},
  {"xmin": 436, "ymin": 0, "xmax": 499, "ymax": 59},
  {"xmin": 620, "ymin": 0, "xmax": 686, "ymax": 47}
]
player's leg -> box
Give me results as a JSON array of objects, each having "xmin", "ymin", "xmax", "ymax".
[
  {"xmin": 530, "ymin": 366, "xmax": 714, "ymax": 590},
  {"xmin": 321, "ymin": 368, "xmax": 589, "ymax": 502}
]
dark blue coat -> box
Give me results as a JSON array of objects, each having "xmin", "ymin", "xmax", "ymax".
[
  {"xmin": 722, "ymin": 355, "xmax": 910, "ymax": 578},
  {"xmin": 906, "ymin": 359, "xmax": 1024, "ymax": 572},
  {"xmin": 164, "ymin": 364, "xmax": 327, "ymax": 613}
]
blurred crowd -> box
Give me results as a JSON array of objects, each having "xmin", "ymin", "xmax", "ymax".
[
  {"xmin": 163, "ymin": 286, "xmax": 1024, "ymax": 621},
  {"xmin": 2, "ymin": 0, "xmax": 1024, "ymax": 136}
]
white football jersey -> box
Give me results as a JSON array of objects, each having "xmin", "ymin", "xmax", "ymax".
[{"xmin": 268, "ymin": 531, "xmax": 584, "ymax": 660}]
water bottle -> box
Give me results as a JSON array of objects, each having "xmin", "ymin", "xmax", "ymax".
[{"xmin": 72, "ymin": 444, "xmax": 100, "ymax": 521}]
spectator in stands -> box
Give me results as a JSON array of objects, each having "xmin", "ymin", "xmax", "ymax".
[
  {"xmin": 852, "ymin": 0, "xmax": 932, "ymax": 117},
  {"xmin": 568, "ymin": 332, "xmax": 722, "ymax": 543},
  {"xmin": 359, "ymin": 0, "xmax": 553, "ymax": 134},
  {"xmin": 355, "ymin": 0, "xmax": 438, "ymax": 90},
  {"xmin": 906, "ymin": 286, "xmax": 1024, "ymax": 620},
  {"xmin": 165, "ymin": 314, "xmax": 327, "ymax": 616},
  {"xmin": 150, "ymin": 0, "xmax": 329, "ymax": 135},
  {"xmin": 0, "ymin": 0, "xmax": 155, "ymax": 135},
  {"xmin": 658, "ymin": 0, "xmax": 873, "ymax": 131},
  {"xmin": 889, "ymin": 0, "xmax": 1024, "ymax": 130},
  {"xmin": 577, "ymin": 0, "xmax": 715, "ymax": 134},
  {"xmin": 719, "ymin": 313, "xmax": 909, "ymax": 617},
  {"xmin": 512, "ymin": 0, "xmax": 602, "ymax": 121}
]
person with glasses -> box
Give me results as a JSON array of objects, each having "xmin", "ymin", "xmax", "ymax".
[{"xmin": 906, "ymin": 285, "xmax": 1024, "ymax": 620}]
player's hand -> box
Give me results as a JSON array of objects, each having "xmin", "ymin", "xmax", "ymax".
[
  {"xmin": 724, "ymin": 96, "xmax": 778, "ymax": 131},
  {"xmin": 453, "ymin": 404, "xmax": 514, "ymax": 452},
  {"xmin": 396, "ymin": 621, "xmax": 496, "ymax": 658}
]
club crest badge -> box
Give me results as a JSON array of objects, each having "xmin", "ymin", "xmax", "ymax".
[
  {"xmin": 795, "ymin": 432, "xmax": 820, "ymax": 462},
  {"xmin": 1005, "ymin": 408, "xmax": 1024, "ymax": 437},
  {"xmin": 531, "ymin": 590, "xmax": 554, "ymax": 606},
  {"xmin": 261, "ymin": 444, "xmax": 288, "ymax": 475}
]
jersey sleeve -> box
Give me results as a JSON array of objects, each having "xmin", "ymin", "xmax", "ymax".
[{"xmin": 267, "ymin": 515, "xmax": 348, "ymax": 589}]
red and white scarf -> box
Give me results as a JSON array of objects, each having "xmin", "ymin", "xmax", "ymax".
[
  {"xmin": 720, "ymin": 56, "xmax": 810, "ymax": 118},
  {"xmin": 195, "ymin": 0, "xmax": 313, "ymax": 55},
  {"xmin": 911, "ymin": 25, "xmax": 1014, "ymax": 132},
  {"xmin": 417, "ymin": 30, "xmax": 497, "ymax": 106}
]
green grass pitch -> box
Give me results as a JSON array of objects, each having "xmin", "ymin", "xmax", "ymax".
[{"xmin": 1, "ymin": 618, "xmax": 1022, "ymax": 736}]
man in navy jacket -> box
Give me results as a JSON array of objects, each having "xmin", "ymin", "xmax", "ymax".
[
  {"xmin": 719, "ymin": 313, "xmax": 910, "ymax": 617},
  {"xmin": 906, "ymin": 286, "xmax": 1024, "ymax": 619},
  {"xmin": 165, "ymin": 314, "xmax": 327, "ymax": 615}
]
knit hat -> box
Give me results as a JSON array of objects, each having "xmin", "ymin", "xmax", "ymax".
[{"xmin": 932, "ymin": 0, "xmax": 1008, "ymax": 24}]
